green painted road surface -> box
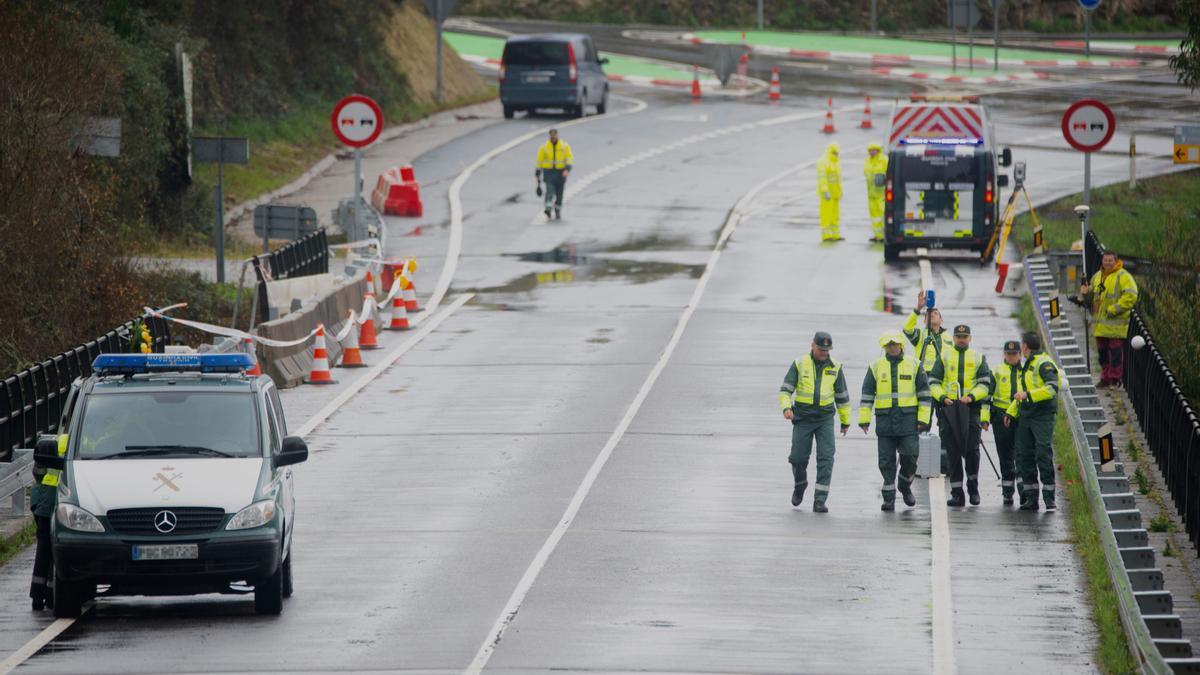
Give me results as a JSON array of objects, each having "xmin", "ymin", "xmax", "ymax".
[
  {"xmin": 694, "ymin": 30, "xmax": 1120, "ymax": 62},
  {"xmin": 446, "ymin": 32, "xmax": 704, "ymax": 82}
]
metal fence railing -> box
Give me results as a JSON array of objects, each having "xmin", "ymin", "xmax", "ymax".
[
  {"xmin": 1085, "ymin": 231, "xmax": 1200, "ymax": 552},
  {"xmin": 251, "ymin": 228, "xmax": 330, "ymax": 323},
  {"xmin": 0, "ymin": 314, "xmax": 171, "ymax": 460}
]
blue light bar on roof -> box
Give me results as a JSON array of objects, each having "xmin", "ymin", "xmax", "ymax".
[
  {"xmin": 899, "ymin": 137, "xmax": 983, "ymax": 146},
  {"xmin": 92, "ymin": 353, "xmax": 254, "ymax": 374}
]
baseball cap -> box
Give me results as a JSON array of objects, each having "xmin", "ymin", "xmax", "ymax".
[
  {"xmin": 813, "ymin": 331, "xmax": 833, "ymax": 349},
  {"xmin": 878, "ymin": 331, "xmax": 905, "ymax": 348},
  {"xmin": 1003, "ymin": 340, "xmax": 1021, "ymax": 353},
  {"xmin": 953, "ymin": 324, "xmax": 971, "ymax": 336}
]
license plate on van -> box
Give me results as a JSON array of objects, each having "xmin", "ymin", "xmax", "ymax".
[
  {"xmin": 524, "ymin": 74, "xmax": 551, "ymax": 83},
  {"xmin": 132, "ymin": 544, "xmax": 198, "ymax": 560}
]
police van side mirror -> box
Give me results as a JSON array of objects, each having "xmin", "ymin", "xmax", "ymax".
[
  {"xmin": 874, "ymin": 174, "xmax": 886, "ymax": 187},
  {"xmin": 274, "ymin": 436, "xmax": 308, "ymax": 468},
  {"xmin": 34, "ymin": 436, "xmax": 64, "ymax": 470},
  {"xmin": 997, "ymin": 175, "xmax": 1010, "ymax": 188},
  {"xmin": 999, "ymin": 148, "xmax": 1012, "ymax": 167}
]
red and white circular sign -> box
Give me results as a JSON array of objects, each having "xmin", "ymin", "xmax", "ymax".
[
  {"xmin": 1061, "ymin": 99, "xmax": 1116, "ymax": 153},
  {"xmin": 331, "ymin": 95, "xmax": 384, "ymax": 148}
]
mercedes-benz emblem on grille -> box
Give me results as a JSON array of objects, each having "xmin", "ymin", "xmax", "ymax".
[{"xmin": 154, "ymin": 510, "xmax": 178, "ymax": 533}]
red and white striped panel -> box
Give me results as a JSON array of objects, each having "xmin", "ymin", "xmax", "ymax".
[{"xmin": 889, "ymin": 105, "xmax": 983, "ymax": 145}]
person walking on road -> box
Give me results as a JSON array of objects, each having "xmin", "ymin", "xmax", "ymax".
[
  {"xmin": 535, "ymin": 128, "xmax": 573, "ymax": 220},
  {"xmin": 29, "ymin": 434, "xmax": 66, "ymax": 610},
  {"xmin": 1005, "ymin": 332, "xmax": 1062, "ymax": 512},
  {"xmin": 1080, "ymin": 250, "xmax": 1139, "ymax": 388},
  {"xmin": 983, "ymin": 341, "xmax": 1023, "ymax": 505},
  {"xmin": 929, "ymin": 324, "xmax": 991, "ymax": 507},
  {"xmin": 778, "ymin": 331, "xmax": 851, "ymax": 513},
  {"xmin": 858, "ymin": 332, "xmax": 933, "ymax": 511},
  {"xmin": 902, "ymin": 290, "xmax": 952, "ymax": 374},
  {"xmin": 863, "ymin": 142, "xmax": 888, "ymax": 243},
  {"xmin": 816, "ymin": 142, "xmax": 843, "ymax": 242}
]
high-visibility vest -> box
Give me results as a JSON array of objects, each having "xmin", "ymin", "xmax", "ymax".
[
  {"xmin": 858, "ymin": 355, "xmax": 932, "ymax": 426},
  {"xmin": 536, "ymin": 140, "xmax": 573, "ymax": 170},
  {"xmin": 1089, "ymin": 267, "xmax": 1138, "ymax": 338},
  {"xmin": 991, "ymin": 361, "xmax": 1021, "ymax": 409},
  {"xmin": 1006, "ymin": 352, "xmax": 1062, "ymax": 418},
  {"xmin": 40, "ymin": 434, "xmax": 68, "ymax": 487},
  {"xmin": 790, "ymin": 355, "xmax": 843, "ymax": 408},
  {"xmin": 863, "ymin": 152, "xmax": 887, "ymax": 196},
  {"xmin": 931, "ymin": 347, "xmax": 989, "ymax": 401}
]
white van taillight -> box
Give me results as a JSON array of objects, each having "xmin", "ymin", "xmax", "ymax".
[
  {"xmin": 567, "ymin": 43, "xmax": 578, "ymax": 83},
  {"xmin": 499, "ymin": 62, "xmax": 506, "ymax": 84},
  {"xmin": 985, "ymin": 177, "xmax": 994, "ymax": 204},
  {"xmin": 885, "ymin": 177, "xmax": 893, "ymax": 203}
]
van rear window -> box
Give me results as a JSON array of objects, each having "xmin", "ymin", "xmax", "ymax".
[{"xmin": 504, "ymin": 41, "xmax": 569, "ymax": 66}]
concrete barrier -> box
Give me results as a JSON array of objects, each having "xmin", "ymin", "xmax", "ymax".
[{"xmin": 256, "ymin": 273, "xmax": 366, "ymax": 388}]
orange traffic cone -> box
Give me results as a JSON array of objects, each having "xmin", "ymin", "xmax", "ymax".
[
  {"xmin": 402, "ymin": 276, "xmax": 420, "ymax": 312},
  {"xmin": 768, "ymin": 65, "xmax": 781, "ymax": 101},
  {"xmin": 242, "ymin": 337, "xmax": 262, "ymax": 376},
  {"xmin": 821, "ymin": 97, "xmax": 836, "ymax": 134},
  {"xmin": 339, "ymin": 311, "xmax": 367, "ymax": 368},
  {"xmin": 389, "ymin": 293, "xmax": 410, "ymax": 330},
  {"xmin": 359, "ymin": 289, "xmax": 380, "ymax": 350},
  {"xmin": 691, "ymin": 66, "xmax": 702, "ymax": 101},
  {"xmin": 305, "ymin": 325, "xmax": 337, "ymax": 384},
  {"xmin": 860, "ymin": 95, "xmax": 873, "ymax": 129}
]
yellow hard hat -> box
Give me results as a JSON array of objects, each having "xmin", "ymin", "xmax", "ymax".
[
  {"xmin": 827, "ymin": 142, "xmax": 840, "ymax": 155},
  {"xmin": 878, "ymin": 331, "xmax": 905, "ymax": 348},
  {"xmin": 867, "ymin": 141, "xmax": 884, "ymax": 152}
]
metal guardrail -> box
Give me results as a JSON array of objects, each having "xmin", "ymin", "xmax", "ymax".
[
  {"xmin": 0, "ymin": 450, "xmax": 32, "ymax": 516},
  {"xmin": 1026, "ymin": 254, "xmax": 1198, "ymax": 672},
  {"xmin": 251, "ymin": 228, "xmax": 330, "ymax": 324},
  {"xmin": 0, "ymin": 315, "xmax": 171, "ymax": 458}
]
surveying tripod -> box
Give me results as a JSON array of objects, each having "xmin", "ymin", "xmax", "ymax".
[{"xmin": 982, "ymin": 161, "xmax": 1043, "ymax": 264}]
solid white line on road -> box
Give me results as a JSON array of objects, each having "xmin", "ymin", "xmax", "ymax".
[
  {"xmin": 433, "ymin": 95, "xmax": 649, "ymax": 315},
  {"xmin": 464, "ymin": 159, "xmax": 819, "ymax": 674},
  {"xmin": 917, "ymin": 251, "xmax": 956, "ymax": 675},
  {"xmin": 0, "ymin": 605, "xmax": 92, "ymax": 675}
]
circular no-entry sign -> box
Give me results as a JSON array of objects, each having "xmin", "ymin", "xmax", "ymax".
[
  {"xmin": 331, "ymin": 95, "xmax": 384, "ymax": 148},
  {"xmin": 1062, "ymin": 99, "xmax": 1115, "ymax": 153}
]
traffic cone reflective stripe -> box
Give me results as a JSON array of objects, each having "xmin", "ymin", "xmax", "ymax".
[
  {"xmin": 402, "ymin": 276, "xmax": 420, "ymax": 312},
  {"xmin": 242, "ymin": 337, "xmax": 262, "ymax": 376},
  {"xmin": 340, "ymin": 311, "xmax": 367, "ymax": 368},
  {"xmin": 860, "ymin": 95, "xmax": 873, "ymax": 129},
  {"xmin": 768, "ymin": 66, "xmax": 781, "ymax": 101},
  {"xmin": 389, "ymin": 291, "xmax": 410, "ymax": 330},
  {"xmin": 359, "ymin": 290, "xmax": 380, "ymax": 350},
  {"xmin": 691, "ymin": 66, "xmax": 702, "ymax": 101},
  {"xmin": 305, "ymin": 325, "xmax": 337, "ymax": 384},
  {"xmin": 822, "ymin": 97, "xmax": 836, "ymax": 134}
]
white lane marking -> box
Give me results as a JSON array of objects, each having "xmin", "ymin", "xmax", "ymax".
[
  {"xmin": 465, "ymin": 159, "xmax": 820, "ymax": 674},
  {"xmin": 917, "ymin": 250, "xmax": 956, "ymax": 675},
  {"xmin": 433, "ymin": 95, "xmax": 649, "ymax": 314},
  {"xmin": 0, "ymin": 605, "xmax": 91, "ymax": 675},
  {"xmin": 295, "ymin": 293, "xmax": 474, "ymax": 439}
]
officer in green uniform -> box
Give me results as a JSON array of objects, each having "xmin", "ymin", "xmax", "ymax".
[
  {"xmin": 929, "ymin": 324, "xmax": 991, "ymax": 507},
  {"xmin": 858, "ymin": 332, "xmax": 933, "ymax": 511},
  {"xmin": 778, "ymin": 331, "xmax": 851, "ymax": 513},
  {"xmin": 29, "ymin": 434, "xmax": 66, "ymax": 610},
  {"xmin": 902, "ymin": 290, "xmax": 953, "ymax": 374},
  {"xmin": 983, "ymin": 340, "xmax": 1022, "ymax": 505},
  {"xmin": 1005, "ymin": 332, "xmax": 1061, "ymax": 512}
]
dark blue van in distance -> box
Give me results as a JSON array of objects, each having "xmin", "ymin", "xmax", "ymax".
[{"xmin": 499, "ymin": 34, "xmax": 609, "ymax": 119}]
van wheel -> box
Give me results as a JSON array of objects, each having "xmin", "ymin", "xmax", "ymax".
[
  {"xmin": 254, "ymin": 560, "xmax": 284, "ymax": 615},
  {"xmin": 281, "ymin": 549, "xmax": 294, "ymax": 599},
  {"xmin": 883, "ymin": 244, "xmax": 901, "ymax": 262},
  {"xmin": 53, "ymin": 571, "xmax": 83, "ymax": 618},
  {"xmin": 502, "ymin": 104, "xmax": 514, "ymax": 119},
  {"xmin": 597, "ymin": 91, "xmax": 608, "ymax": 115}
]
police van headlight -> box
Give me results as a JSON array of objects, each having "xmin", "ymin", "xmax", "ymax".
[
  {"xmin": 56, "ymin": 503, "xmax": 105, "ymax": 533},
  {"xmin": 226, "ymin": 500, "xmax": 276, "ymax": 531}
]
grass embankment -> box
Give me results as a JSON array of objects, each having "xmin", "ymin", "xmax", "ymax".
[
  {"xmin": 1014, "ymin": 298, "xmax": 1136, "ymax": 674},
  {"xmin": 1014, "ymin": 167, "xmax": 1200, "ymax": 407},
  {"xmin": 0, "ymin": 518, "xmax": 35, "ymax": 568}
]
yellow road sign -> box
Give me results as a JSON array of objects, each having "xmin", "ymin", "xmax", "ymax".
[{"xmin": 1173, "ymin": 144, "xmax": 1200, "ymax": 164}]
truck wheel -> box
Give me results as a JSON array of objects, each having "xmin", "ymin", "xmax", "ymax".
[
  {"xmin": 281, "ymin": 549, "xmax": 294, "ymax": 599},
  {"xmin": 53, "ymin": 571, "xmax": 83, "ymax": 618},
  {"xmin": 254, "ymin": 561, "xmax": 284, "ymax": 615},
  {"xmin": 597, "ymin": 91, "xmax": 608, "ymax": 115},
  {"xmin": 503, "ymin": 104, "xmax": 514, "ymax": 120},
  {"xmin": 883, "ymin": 244, "xmax": 901, "ymax": 263}
]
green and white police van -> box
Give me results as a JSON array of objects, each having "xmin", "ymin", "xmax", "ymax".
[{"xmin": 34, "ymin": 352, "xmax": 307, "ymax": 617}]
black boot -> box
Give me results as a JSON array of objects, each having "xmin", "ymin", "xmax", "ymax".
[
  {"xmin": 1019, "ymin": 492, "xmax": 1040, "ymax": 511},
  {"xmin": 947, "ymin": 489, "xmax": 966, "ymax": 507},
  {"xmin": 967, "ymin": 480, "xmax": 980, "ymax": 506},
  {"xmin": 544, "ymin": 207, "xmax": 552, "ymax": 218},
  {"xmin": 899, "ymin": 484, "xmax": 917, "ymax": 507},
  {"xmin": 791, "ymin": 483, "xmax": 806, "ymax": 507},
  {"xmin": 1002, "ymin": 492, "xmax": 1014, "ymax": 506},
  {"xmin": 1043, "ymin": 492, "xmax": 1057, "ymax": 511},
  {"xmin": 813, "ymin": 501, "xmax": 828, "ymax": 513},
  {"xmin": 554, "ymin": 207, "xmax": 561, "ymax": 220},
  {"xmin": 881, "ymin": 500, "xmax": 895, "ymax": 512}
]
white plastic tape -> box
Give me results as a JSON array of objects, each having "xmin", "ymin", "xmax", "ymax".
[{"xmin": 144, "ymin": 307, "xmax": 318, "ymax": 349}]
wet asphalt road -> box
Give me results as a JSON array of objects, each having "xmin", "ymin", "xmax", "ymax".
[{"xmin": 0, "ymin": 77, "xmax": 1194, "ymax": 673}]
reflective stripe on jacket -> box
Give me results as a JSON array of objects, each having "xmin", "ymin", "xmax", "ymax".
[
  {"xmin": 863, "ymin": 152, "xmax": 887, "ymax": 196},
  {"xmin": 778, "ymin": 354, "xmax": 851, "ymax": 425},
  {"xmin": 536, "ymin": 140, "xmax": 574, "ymax": 170},
  {"xmin": 857, "ymin": 354, "xmax": 932, "ymax": 427},
  {"xmin": 929, "ymin": 346, "xmax": 990, "ymax": 402}
]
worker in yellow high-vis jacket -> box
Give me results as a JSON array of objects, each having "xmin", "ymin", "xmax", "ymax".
[
  {"xmin": 1080, "ymin": 250, "xmax": 1138, "ymax": 388},
  {"xmin": 535, "ymin": 128, "xmax": 573, "ymax": 221},
  {"xmin": 858, "ymin": 332, "xmax": 932, "ymax": 511},
  {"xmin": 1004, "ymin": 332, "xmax": 1062, "ymax": 512},
  {"xmin": 863, "ymin": 142, "xmax": 888, "ymax": 242},
  {"xmin": 816, "ymin": 142, "xmax": 843, "ymax": 242}
]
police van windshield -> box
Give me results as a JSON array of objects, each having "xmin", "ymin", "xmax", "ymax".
[
  {"xmin": 899, "ymin": 153, "xmax": 978, "ymax": 235},
  {"xmin": 503, "ymin": 41, "xmax": 569, "ymax": 66},
  {"xmin": 77, "ymin": 392, "xmax": 260, "ymax": 459}
]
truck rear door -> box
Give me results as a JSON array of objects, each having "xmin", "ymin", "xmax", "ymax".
[{"xmin": 895, "ymin": 145, "xmax": 982, "ymax": 240}]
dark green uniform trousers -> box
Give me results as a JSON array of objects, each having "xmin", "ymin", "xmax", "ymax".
[
  {"xmin": 877, "ymin": 434, "xmax": 918, "ymax": 504},
  {"xmin": 990, "ymin": 405, "xmax": 1017, "ymax": 498},
  {"xmin": 790, "ymin": 415, "xmax": 835, "ymax": 505},
  {"xmin": 1015, "ymin": 409, "xmax": 1057, "ymax": 504}
]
